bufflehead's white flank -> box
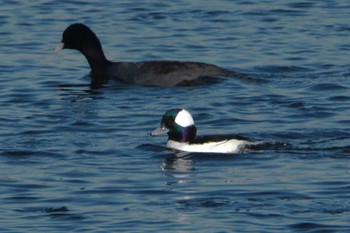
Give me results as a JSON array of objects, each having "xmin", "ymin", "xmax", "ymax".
[
  {"xmin": 55, "ymin": 23, "xmax": 237, "ymax": 87},
  {"xmin": 151, "ymin": 109, "xmax": 254, "ymax": 154}
]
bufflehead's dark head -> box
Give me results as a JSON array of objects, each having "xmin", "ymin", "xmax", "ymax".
[
  {"xmin": 151, "ymin": 109, "xmax": 197, "ymax": 142},
  {"xmin": 54, "ymin": 23, "xmax": 103, "ymax": 54}
]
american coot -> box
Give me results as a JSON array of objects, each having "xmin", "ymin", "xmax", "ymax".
[
  {"xmin": 151, "ymin": 109, "xmax": 255, "ymax": 153},
  {"xmin": 55, "ymin": 23, "xmax": 237, "ymax": 87}
]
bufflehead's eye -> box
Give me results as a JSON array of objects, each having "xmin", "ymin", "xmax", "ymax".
[{"xmin": 163, "ymin": 116, "xmax": 175, "ymax": 128}]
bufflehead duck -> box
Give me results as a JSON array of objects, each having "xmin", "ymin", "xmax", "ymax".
[
  {"xmin": 55, "ymin": 23, "xmax": 237, "ymax": 87},
  {"xmin": 151, "ymin": 109, "xmax": 254, "ymax": 154}
]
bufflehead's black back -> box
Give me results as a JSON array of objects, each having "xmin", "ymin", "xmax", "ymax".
[
  {"xmin": 55, "ymin": 23, "xmax": 237, "ymax": 87},
  {"xmin": 151, "ymin": 109, "xmax": 254, "ymax": 154}
]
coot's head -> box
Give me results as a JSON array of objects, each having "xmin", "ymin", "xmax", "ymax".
[{"xmin": 55, "ymin": 23, "xmax": 103, "ymax": 54}]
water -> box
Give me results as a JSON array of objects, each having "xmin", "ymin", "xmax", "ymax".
[{"xmin": 1, "ymin": 0, "xmax": 350, "ymax": 232}]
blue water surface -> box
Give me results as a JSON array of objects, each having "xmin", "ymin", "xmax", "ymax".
[{"xmin": 1, "ymin": 1, "xmax": 350, "ymax": 232}]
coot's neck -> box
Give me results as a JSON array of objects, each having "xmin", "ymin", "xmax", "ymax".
[{"xmin": 81, "ymin": 46, "xmax": 111, "ymax": 72}]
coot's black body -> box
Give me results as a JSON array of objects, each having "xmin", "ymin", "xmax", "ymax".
[{"xmin": 55, "ymin": 23, "xmax": 236, "ymax": 87}]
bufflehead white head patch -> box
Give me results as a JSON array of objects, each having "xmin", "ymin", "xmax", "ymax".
[{"xmin": 175, "ymin": 109, "xmax": 194, "ymax": 127}]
